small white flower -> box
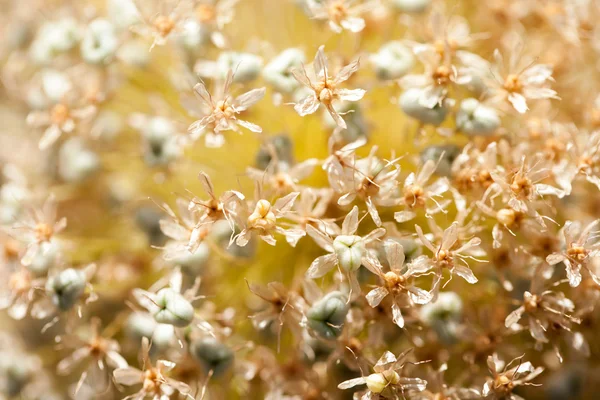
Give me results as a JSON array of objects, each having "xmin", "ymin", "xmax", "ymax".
[{"xmin": 80, "ymin": 19, "xmax": 119, "ymax": 65}]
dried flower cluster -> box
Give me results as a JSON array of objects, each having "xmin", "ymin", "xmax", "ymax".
[{"xmin": 1, "ymin": 0, "xmax": 600, "ymax": 399}]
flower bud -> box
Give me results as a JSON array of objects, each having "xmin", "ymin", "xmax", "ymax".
[
  {"xmin": 400, "ymin": 88, "xmax": 450, "ymax": 126},
  {"xmin": 456, "ymin": 98, "xmax": 500, "ymax": 136},
  {"xmin": 307, "ymin": 291, "xmax": 348, "ymax": 338},
  {"xmin": 196, "ymin": 52, "xmax": 263, "ymax": 84},
  {"xmin": 107, "ymin": 0, "xmax": 141, "ymax": 30},
  {"xmin": 170, "ymin": 242, "xmax": 210, "ymax": 275},
  {"xmin": 92, "ymin": 110, "xmax": 123, "ymax": 141},
  {"xmin": 366, "ymin": 371, "xmax": 400, "ymax": 393},
  {"xmin": 178, "ymin": 20, "xmax": 205, "ymax": 50},
  {"xmin": 391, "ymin": 0, "xmax": 431, "ymax": 13},
  {"xmin": 152, "ymin": 288, "xmax": 195, "ymax": 327},
  {"xmin": 135, "ymin": 206, "xmax": 168, "ymax": 246},
  {"xmin": 420, "ymin": 292, "xmax": 463, "ymax": 325},
  {"xmin": 58, "ymin": 138, "xmax": 100, "ymax": 183},
  {"xmin": 26, "ymin": 241, "xmax": 59, "ymax": 276},
  {"xmin": 117, "ymin": 39, "xmax": 151, "ymax": 68},
  {"xmin": 371, "ymin": 42, "xmax": 415, "ymax": 80},
  {"xmin": 420, "ymin": 292, "xmax": 462, "ymax": 344},
  {"xmin": 81, "ymin": 19, "xmax": 118, "ymax": 65},
  {"xmin": 420, "ymin": 144, "xmax": 460, "ymax": 177},
  {"xmin": 324, "ymin": 103, "xmax": 369, "ymax": 143},
  {"xmin": 263, "ymin": 48, "xmax": 306, "ymax": 93},
  {"xmin": 30, "ymin": 19, "xmax": 80, "ymax": 65},
  {"xmin": 142, "ymin": 117, "xmax": 181, "ymax": 166},
  {"xmin": 47, "ymin": 268, "xmax": 87, "ymax": 311},
  {"xmin": 255, "ymin": 134, "xmax": 294, "ymax": 170},
  {"xmin": 191, "ymin": 337, "xmax": 234, "ymax": 377},
  {"xmin": 333, "ymin": 235, "xmax": 365, "ymax": 272}
]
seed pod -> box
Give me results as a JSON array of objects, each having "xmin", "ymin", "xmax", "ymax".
[
  {"xmin": 81, "ymin": 19, "xmax": 118, "ymax": 65},
  {"xmin": 420, "ymin": 292, "xmax": 463, "ymax": 344},
  {"xmin": 371, "ymin": 41, "xmax": 415, "ymax": 80},
  {"xmin": 190, "ymin": 337, "xmax": 234, "ymax": 377},
  {"xmin": 153, "ymin": 288, "xmax": 195, "ymax": 327},
  {"xmin": 380, "ymin": 238, "xmax": 422, "ymax": 263},
  {"xmin": 333, "ymin": 235, "xmax": 365, "ymax": 272},
  {"xmin": 263, "ymin": 48, "xmax": 306, "ymax": 94},
  {"xmin": 400, "ymin": 88, "xmax": 450, "ymax": 126},
  {"xmin": 142, "ymin": 117, "xmax": 180, "ymax": 166},
  {"xmin": 324, "ymin": 103, "xmax": 369, "ymax": 144},
  {"xmin": 391, "ymin": 0, "xmax": 431, "ymax": 13},
  {"xmin": 255, "ymin": 134, "xmax": 295, "ymax": 170},
  {"xmin": 197, "ymin": 52, "xmax": 263, "ymax": 84},
  {"xmin": 169, "ymin": 242, "xmax": 210, "ymax": 276},
  {"xmin": 420, "ymin": 144, "xmax": 461, "ymax": 177},
  {"xmin": 135, "ymin": 206, "xmax": 168, "ymax": 247},
  {"xmin": 58, "ymin": 138, "xmax": 100, "ymax": 183},
  {"xmin": 366, "ymin": 371, "xmax": 400, "ymax": 393},
  {"xmin": 26, "ymin": 241, "xmax": 59, "ymax": 276},
  {"xmin": 0, "ymin": 357, "xmax": 36, "ymax": 397},
  {"xmin": 307, "ymin": 291, "xmax": 348, "ymax": 338},
  {"xmin": 46, "ymin": 268, "xmax": 87, "ymax": 311},
  {"xmin": 456, "ymin": 98, "xmax": 500, "ymax": 136}
]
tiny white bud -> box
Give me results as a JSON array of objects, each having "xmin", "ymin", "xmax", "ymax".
[
  {"xmin": 456, "ymin": 98, "xmax": 500, "ymax": 136},
  {"xmin": 47, "ymin": 268, "xmax": 87, "ymax": 311},
  {"xmin": 333, "ymin": 235, "xmax": 365, "ymax": 272},
  {"xmin": 153, "ymin": 288, "xmax": 195, "ymax": 327},
  {"xmin": 400, "ymin": 88, "xmax": 450, "ymax": 126},
  {"xmin": 263, "ymin": 48, "xmax": 306, "ymax": 93},
  {"xmin": 371, "ymin": 41, "xmax": 415, "ymax": 80},
  {"xmin": 391, "ymin": 0, "xmax": 431, "ymax": 13},
  {"xmin": 366, "ymin": 371, "xmax": 400, "ymax": 393},
  {"xmin": 191, "ymin": 337, "xmax": 234, "ymax": 377},
  {"xmin": 307, "ymin": 291, "xmax": 348, "ymax": 338},
  {"xmin": 81, "ymin": 19, "xmax": 119, "ymax": 65},
  {"xmin": 58, "ymin": 138, "xmax": 100, "ymax": 183},
  {"xmin": 420, "ymin": 292, "xmax": 463, "ymax": 326}
]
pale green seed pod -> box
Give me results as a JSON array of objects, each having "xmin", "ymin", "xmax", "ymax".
[
  {"xmin": 456, "ymin": 98, "xmax": 500, "ymax": 136},
  {"xmin": 371, "ymin": 41, "xmax": 415, "ymax": 80},
  {"xmin": 400, "ymin": 88, "xmax": 450, "ymax": 126},
  {"xmin": 191, "ymin": 337, "xmax": 234, "ymax": 377},
  {"xmin": 255, "ymin": 134, "xmax": 295, "ymax": 170},
  {"xmin": 170, "ymin": 242, "xmax": 210, "ymax": 276},
  {"xmin": 420, "ymin": 292, "xmax": 463, "ymax": 344},
  {"xmin": 420, "ymin": 144, "xmax": 461, "ymax": 177},
  {"xmin": 391, "ymin": 0, "xmax": 431, "ymax": 13},
  {"xmin": 81, "ymin": 19, "xmax": 118, "ymax": 65},
  {"xmin": 324, "ymin": 103, "xmax": 369, "ymax": 144},
  {"xmin": 142, "ymin": 117, "xmax": 180, "ymax": 166},
  {"xmin": 26, "ymin": 241, "xmax": 60, "ymax": 276},
  {"xmin": 47, "ymin": 268, "xmax": 87, "ymax": 311},
  {"xmin": 153, "ymin": 288, "xmax": 195, "ymax": 327},
  {"xmin": 366, "ymin": 371, "xmax": 400, "ymax": 393},
  {"xmin": 333, "ymin": 235, "xmax": 366, "ymax": 272},
  {"xmin": 58, "ymin": 138, "xmax": 100, "ymax": 183},
  {"xmin": 307, "ymin": 291, "xmax": 348, "ymax": 339},
  {"xmin": 379, "ymin": 238, "xmax": 422, "ymax": 263},
  {"xmin": 263, "ymin": 48, "xmax": 306, "ymax": 94}
]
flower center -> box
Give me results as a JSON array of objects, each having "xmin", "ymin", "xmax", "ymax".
[
  {"xmin": 195, "ymin": 4, "xmax": 216, "ymax": 23},
  {"xmin": 50, "ymin": 103, "xmax": 70, "ymax": 125},
  {"xmin": 35, "ymin": 222, "xmax": 54, "ymax": 242},
  {"xmin": 247, "ymin": 200, "xmax": 276, "ymax": 231},
  {"xmin": 503, "ymin": 74, "xmax": 522, "ymax": 92},
  {"xmin": 153, "ymin": 15, "xmax": 175, "ymax": 37}
]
